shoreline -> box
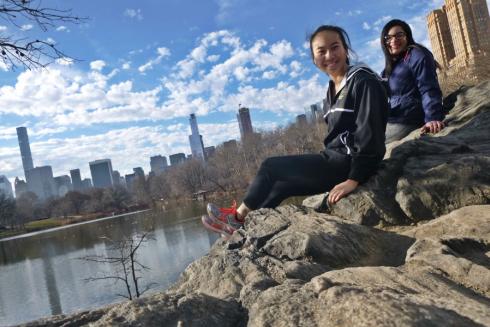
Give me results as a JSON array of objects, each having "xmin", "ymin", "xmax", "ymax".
[{"xmin": 0, "ymin": 209, "xmax": 151, "ymax": 242}]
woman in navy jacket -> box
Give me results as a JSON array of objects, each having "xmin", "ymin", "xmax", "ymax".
[
  {"xmin": 201, "ymin": 26, "xmax": 389, "ymax": 238},
  {"xmin": 381, "ymin": 19, "xmax": 445, "ymax": 142}
]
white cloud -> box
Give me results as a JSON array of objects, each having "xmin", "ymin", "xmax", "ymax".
[
  {"xmin": 46, "ymin": 37, "xmax": 56, "ymax": 45},
  {"xmin": 215, "ymin": 0, "xmax": 240, "ymax": 24},
  {"xmin": 56, "ymin": 26, "xmax": 69, "ymax": 32},
  {"xmin": 124, "ymin": 8, "xmax": 143, "ymax": 20},
  {"xmin": 138, "ymin": 47, "xmax": 171, "ymax": 73},
  {"xmin": 159, "ymin": 30, "xmax": 310, "ymax": 119},
  {"xmin": 289, "ymin": 60, "xmax": 303, "ymax": 78},
  {"xmin": 56, "ymin": 57, "xmax": 74, "ymax": 66},
  {"xmin": 347, "ymin": 9, "xmax": 362, "ymax": 16},
  {"xmin": 0, "ymin": 26, "xmax": 7, "ymax": 31},
  {"xmin": 262, "ymin": 71, "xmax": 277, "ymax": 79},
  {"xmin": 362, "ymin": 22, "xmax": 371, "ymax": 30},
  {"xmin": 122, "ymin": 61, "xmax": 131, "ymax": 70},
  {"xmin": 207, "ymin": 54, "xmax": 220, "ymax": 62},
  {"xmin": 373, "ymin": 16, "xmax": 392, "ymax": 27},
  {"xmin": 0, "ymin": 61, "xmax": 9, "ymax": 72},
  {"xmin": 20, "ymin": 24, "xmax": 33, "ymax": 31},
  {"xmin": 408, "ymin": 15, "xmax": 431, "ymax": 49},
  {"xmin": 90, "ymin": 60, "xmax": 106, "ymax": 71},
  {"xmin": 233, "ymin": 66, "xmax": 250, "ymax": 81}
]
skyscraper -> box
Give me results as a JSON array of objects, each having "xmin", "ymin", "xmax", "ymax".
[
  {"xmin": 150, "ymin": 155, "xmax": 168, "ymax": 175},
  {"xmin": 305, "ymin": 103, "xmax": 322, "ymax": 124},
  {"xmin": 54, "ymin": 175, "xmax": 72, "ymax": 197},
  {"xmin": 26, "ymin": 166, "xmax": 56, "ymax": 200},
  {"xmin": 70, "ymin": 169, "xmax": 83, "ymax": 191},
  {"xmin": 427, "ymin": 7, "xmax": 455, "ymax": 68},
  {"xmin": 169, "ymin": 153, "xmax": 186, "ymax": 166},
  {"xmin": 188, "ymin": 114, "xmax": 206, "ymax": 161},
  {"xmin": 237, "ymin": 106, "xmax": 253, "ymax": 140},
  {"xmin": 81, "ymin": 178, "xmax": 92, "ymax": 190},
  {"xmin": 14, "ymin": 177, "xmax": 28, "ymax": 198},
  {"xmin": 133, "ymin": 167, "xmax": 145, "ymax": 178},
  {"xmin": 89, "ymin": 159, "xmax": 114, "ymax": 188},
  {"xmin": 16, "ymin": 127, "xmax": 34, "ymax": 179},
  {"xmin": 112, "ymin": 170, "xmax": 122, "ymax": 186},
  {"xmin": 0, "ymin": 175, "xmax": 13, "ymax": 198},
  {"xmin": 427, "ymin": 0, "xmax": 490, "ymax": 80}
]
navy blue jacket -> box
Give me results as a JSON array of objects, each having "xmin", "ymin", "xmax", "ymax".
[
  {"xmin": 323, "ymin": 64, "xmax": 389, "ymax": 183},
  {"xmin": 383, "ymin": 46, "xmax": 444, "ymax": 125}
]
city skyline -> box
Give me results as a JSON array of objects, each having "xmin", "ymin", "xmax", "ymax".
[
  {"xmin": 0, "ymin": 0, "xmax": 480, "ymax": 184},
  {"xmin": 8, "ymin": 106, "xmax": 249, "ymax": 197}
]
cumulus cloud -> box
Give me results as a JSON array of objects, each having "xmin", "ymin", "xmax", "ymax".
[
  {"xmin": 90, "ymin": 60, "xmax": 106, "ymax": 71},
  {"xmin": 122, "ymin": 61, "xmax": 131, "ymax": 70},
  {"xmin": 56, "ymin": 26, "xmax": 69, "ymax": 32},
  {"xmin": 56, "ymin": 57, "xmax": 74, "ymax": 66},
  {"xmin": 362, "ymin": 22, "xmax": 371, "ymax": 30},
  {"xmin": 207, "ymin": 54, "xmax": 220, "ymax": 62},
  {"xmin": 20, "ymin": 24, "xmax": 33, "ymax": 31},
  {"xmin": 0, "ymin": 28, "xmax": 330, "ymax": 181},
  {"xmin": 373, "ymin": 15, "xmax": 392, "ymax": 28},
  {"xmin": 0, "ymin": 26, "xmax": 7, "ymax": 31},
  {"xmin": 407, "ymin": 15, "xmax": 431, "ymax": 48},
  {"xmin": 124, "ymin": 8, "xmax": 143, "ymax": 20},
  {"xmin": 138, "ymin": 47, "xmax": 171, "ymax": 73}
]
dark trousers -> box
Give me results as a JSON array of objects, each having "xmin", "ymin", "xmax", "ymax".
[{"xmin": 243, "ymin": 151, "xmax": 351, "ymax": 209}]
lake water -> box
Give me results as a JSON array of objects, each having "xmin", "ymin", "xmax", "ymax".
[{"xmin": 0, "ymin": 202, "xmax": 219, "ymax": 326}]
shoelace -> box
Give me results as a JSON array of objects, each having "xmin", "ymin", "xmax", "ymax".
[{"xmin": 219, "ymin": 200, "xmax": 244, "ymax": 222}]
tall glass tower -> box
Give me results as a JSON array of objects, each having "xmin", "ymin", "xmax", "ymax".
[
  {"xmin": 188, "ymin": 114, "xmax": 205, "ymax": 161},
  {"xmin": 16, "ymin": 127, "xmax": 34, "ymax": 179},
  {"xmin": 237, "ymin": 107, "xmax": 253, "ymax": 140}
]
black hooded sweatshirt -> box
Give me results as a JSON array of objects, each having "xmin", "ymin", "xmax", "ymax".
[{"xmin": 322, "ymin": 64, "xmax": 389, "ymax": 183}]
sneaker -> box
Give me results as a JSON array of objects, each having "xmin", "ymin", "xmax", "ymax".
[
  {"xmin": 207, "ymin": 201, "xmax": 244, "ymax": 232},
  {"xmin": 201, "ymin": 214, "xmax": 235, "ymax": 237}
]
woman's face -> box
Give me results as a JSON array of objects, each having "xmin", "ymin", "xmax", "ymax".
[
  {"xmin": 385, "ymin": 25, "xmax": 408, "ymax": 56},
  {"xmin": 311, "ymin": 30, "xmax": 348, "ymax": 78}
]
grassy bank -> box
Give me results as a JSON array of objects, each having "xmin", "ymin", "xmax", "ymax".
[
  {"xmin": 0, "ymin": 210, "xmax": 147, "ymax": 240},
  {"xmin": 0, "ymin": 218, "xmax": 62, "ymax": 239}
]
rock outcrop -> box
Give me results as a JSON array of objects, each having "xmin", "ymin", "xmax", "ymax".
[{"xmin": 20, "ymin": 83, "xmax": 490, "ymax": 326}]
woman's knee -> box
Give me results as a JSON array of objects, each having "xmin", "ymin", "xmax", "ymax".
[{"xmin": 259, "ymin": 156, "xmax": 283, "ymax": 171}]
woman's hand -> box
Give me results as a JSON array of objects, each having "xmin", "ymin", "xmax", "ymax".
[
  {"xmin": 328, "ymin": 179, "xmax": 359, "ymax": 205},
  {"xmin": 420, "ymin": 120, "xmax": 445, "ymax": 135}
]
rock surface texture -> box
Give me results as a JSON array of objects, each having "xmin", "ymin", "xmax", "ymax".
[{"xmin": 20, "ymin": 84, "xmax": 490, "ymax": 326}]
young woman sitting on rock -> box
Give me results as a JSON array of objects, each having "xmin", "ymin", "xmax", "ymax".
[
  {"xmin": 202, "ymin": 25, "xmax": 389, "ymax": 238},
  {"xmin": 381, "ymin": 19, "xmax": 446, "ymax": 143}
]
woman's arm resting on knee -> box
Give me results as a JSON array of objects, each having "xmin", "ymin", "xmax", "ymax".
[{"xmin": 328, "ymin": 179, "xmax": 359, "ymax": 205}]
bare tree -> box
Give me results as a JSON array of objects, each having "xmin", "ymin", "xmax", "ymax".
[
  {"xmin": 80, "ymin": 232, "xmax": 156, "ymax": 300},
  {"xmin": 0, "ymin": 192, "xmax": 16, "ymax": 228},
  {"xmin": 0, "ymin": 0, "xmax": 86, "ymax": 70}
]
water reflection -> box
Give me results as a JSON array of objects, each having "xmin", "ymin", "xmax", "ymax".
[{"xmin": 0, "ymin": 204, "xmax": 220, "ymax": 326}]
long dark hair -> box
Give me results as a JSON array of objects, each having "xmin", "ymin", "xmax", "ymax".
[
  {"xmin": 380, "ymin": 19, "xmax": 435, "ymax": 77},
  {"xmin": 309, "ymin": 25, "xmax": 356, "ymax": 65}
]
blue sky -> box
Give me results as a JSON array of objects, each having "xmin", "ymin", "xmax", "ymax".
[{"xmin": 0, "ymin": 0, "xmax": 455, "ymax": 186}]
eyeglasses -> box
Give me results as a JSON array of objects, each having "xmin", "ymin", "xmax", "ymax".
[{"xmin": 384, "ymin": 32, "xmax": 406, "ymax": 43}]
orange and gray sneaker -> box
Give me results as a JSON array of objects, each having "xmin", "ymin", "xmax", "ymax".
[
  {"xmin": 201, "ymin": 214, "xmax": 235, "ymax": 237},
  {"xmin": 206, "ymin": 200, "xmax": 245, "ymax": 233}
]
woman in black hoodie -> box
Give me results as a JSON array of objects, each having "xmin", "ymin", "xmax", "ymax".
[{"xmin": 202, "ymin": 25, "xmax": 389, "ymax": 238}]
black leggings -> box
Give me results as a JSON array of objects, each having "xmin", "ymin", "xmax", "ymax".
[{"xmin": 243, "ymin": 151, "xmax": 351, "ymax": 209}]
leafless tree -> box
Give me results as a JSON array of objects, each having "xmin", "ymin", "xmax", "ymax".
[
  {"xmin": 0, "ymin": 0, "xmax": 86, "ymax": 70},
  {"xmin": 80, "ymin": 232, "xmax": 156, "ymax": 300},
  {"xmin": 0, "ymin": 192, "xmax": 16, "ymax": 228}
]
